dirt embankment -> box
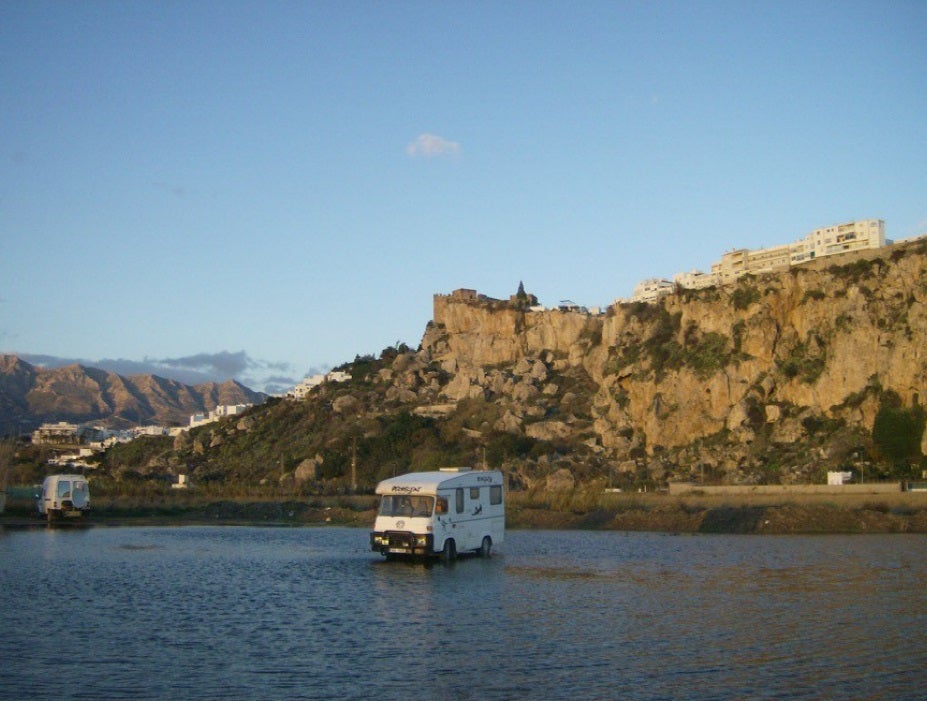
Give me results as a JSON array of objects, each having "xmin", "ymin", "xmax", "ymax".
[
  {"xmin": 90, "ymin": 499, "xmax": 379, "ymax": 528},
  {"xmin": 0, "ymin": 496, "xmax": 379, "ymax": 529},
  {"xmin": 507, "ymin": 492, "xmax": 927, "ymax": 534},
  {"xmin": 508, "ymin": 503, "xmax": 927, "ymax": 534}
]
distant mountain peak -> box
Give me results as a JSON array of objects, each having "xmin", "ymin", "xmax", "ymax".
[{"xmin": 0, "ymin": 354, "xmax": 266, "ymax": 433}]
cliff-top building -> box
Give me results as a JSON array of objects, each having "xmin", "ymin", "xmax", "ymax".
[
  {"xmin": 631, "ymin": 278, "xmax": 676, "ymax": 303},
  {"xmin": 634, "ymin": 218, "xmax": 886, "ymax": 303}
]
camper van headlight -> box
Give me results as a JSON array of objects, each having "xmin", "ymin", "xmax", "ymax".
[{"xmin": 414, "ymin": 535, "xmax": 429, "ymax": 546}]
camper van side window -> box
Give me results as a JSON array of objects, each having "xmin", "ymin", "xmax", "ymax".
[
  {"xmin": 470, "ymin": 487, "xmax": 480, "ymax": 500},
  {"xmin": 455, "ymin": 488, "xmax": 464, "ymax": 514},
  {"xmin": 490, "ymin": 485, "xmax": 502, "ymax": 505}
]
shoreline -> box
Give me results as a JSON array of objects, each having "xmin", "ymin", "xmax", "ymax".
[{"xmin": 4, "ymin": 491, "xmax": 927, "ymax": 534}]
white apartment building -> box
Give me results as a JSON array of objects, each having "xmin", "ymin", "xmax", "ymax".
[
  {"xmin": 290, "ymin": 374, "xmax": 326, "ymax": 400},
  {"xmin": 802, "ymin": 218, "xmax": 885, "ymax": 260},
  {"xmin": 673, "ymin": 269, "xmax": 716, "ymax": 290},
  {"xmin": 189, "ymin": 403, "xmax": 251, "ymax": 428},
  {"xmin": 213, "ymin": 404, "xmax": 249, "ymax": 418},
  {"xmin": 32, "ymin": 422, "xmax": 79, "ymax": 445},
  {"xmin": 289, "ymin": 370, "xmax": 352, "ymax": 400},
  {"xmin": 667, "ymin": 218, "xmax": 886, "ymax": 293},
  {"xmin": 630, "ymin": 278, "xmax": 675, "ymax": 303}
]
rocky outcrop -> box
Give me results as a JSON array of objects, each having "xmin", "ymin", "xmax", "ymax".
[
  {"xmin": 416, "ymin": 239, "xmax": 927, "ymax": 484},
  {"xmin": 426, "ymin": 293, "xmax": 599, "ymax": 372},
  {"xmin": 17, "ymin": 241, "xmax": 924, "ymax": 491}
]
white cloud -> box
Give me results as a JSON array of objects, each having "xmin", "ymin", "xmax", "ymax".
[{"xmin": 406, "ymin": 133, "xmax": 460, "ymax": 159}]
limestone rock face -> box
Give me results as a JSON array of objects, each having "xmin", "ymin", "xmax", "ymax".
[
  {"xmin": 525, "ymin": 420, "xmax": 572, "ymax": 442},
  {"xmin": 420, "ymin": 241, "xmax": 927, "ymax": 478},
  {"xmin": 428, "ymin": 295, "xmax": 598, "ymax": 370},
  {"xmin": 545, "ymin": 468, "xmax": 575, "ymax": 491},
  {"xmin": 295, "ymin": 456, "xmax": 322, "ymax": 483},
  {"xmin": 332, "ymin": 395, "xmax": 359, "ymax": 413}
]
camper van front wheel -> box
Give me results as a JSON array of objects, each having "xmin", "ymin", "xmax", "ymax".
[
  {"xmin": 441, "ymin": 539, "xmax": 456, "ymax": 563},
  {"xmin": 478, "ymin": 536, "xmax": 492, "ymax": 558}
]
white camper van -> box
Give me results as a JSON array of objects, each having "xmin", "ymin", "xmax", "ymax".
[
  {"xmin": 370, "ymin": 467, "xmax": 504, "ymax": 561},
  {"xmin": 37, "ymin": 474, "xmax": 90, "ymax": 522}
]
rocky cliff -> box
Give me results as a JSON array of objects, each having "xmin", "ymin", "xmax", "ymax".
[
  {"xmin": 0, "ymin": 355, "xmax": 265, "ymax": 432},
  {"xmin": 58, "ymin": 239, "xmax": 926, "ymax": 492},
  {"xmin": 416, "ymin": 239, "xmax": 927, "ymax": 485}
]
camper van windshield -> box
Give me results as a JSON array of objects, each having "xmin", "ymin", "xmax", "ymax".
[{"xmin": 378, "ymin": 495, "xmax": 434, "ymax": 517}]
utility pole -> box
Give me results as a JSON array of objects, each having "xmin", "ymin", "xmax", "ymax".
[{"xmin": 351, "ymin": 435, "xmax": 357, "ymax": 492}]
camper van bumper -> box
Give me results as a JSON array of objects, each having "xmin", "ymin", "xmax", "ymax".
[{"xmin": 370, "ymin": 531, "xmax": 435, "ymax": 556}]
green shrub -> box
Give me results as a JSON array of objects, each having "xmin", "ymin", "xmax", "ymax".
[
  {"xmin": 685, "ymin": 332, "xmax": 731, "ymax": 379},
  {"xmin": 485, "ymin": 432, "xmax": 536, "ymax": 466},
  {"xmin": 835, "ymin": 313, "xmax": 853, "ymax": 332},
  {"xmin": 643, "ymin": 309, "xmax": 683, "ymax": 379},
  {"xmin": 872, "ymin": 394, "xmax": 926, "ymax": 470},
  {"xmin": 802, "ymin": 289, "xmax": 826, "ymax": 303},
  {"xmin": 731, "ymin": 284, "xmax": 760, "ymax": 310},
  {"xmin": 626, "ymin": 301, "xmax": 662, "ymax": 323},
  {"xmin": 778, "ymin": 342, "xmax": 826, "ymax": 383},
  {"xmin": 829, "ymin": 257, "xmax": 881, "ymax": 285},
  {"xmin": 731, "ymin": 320, "xmax": 746, "ymax": 354}
]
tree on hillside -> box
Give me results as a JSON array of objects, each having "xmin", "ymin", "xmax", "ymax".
[
  {"xmin": 0, "ymin": 439, "xmax": 13, "ymax": 494},
  {"xmin": 513, "ymin": 280, "xmax": 537, "ymax": 310},
  {"xmin": 871, "ymin": 391, "xmax": 926, "ymax": 475}
]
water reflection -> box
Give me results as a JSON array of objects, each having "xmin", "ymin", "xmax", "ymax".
[{"xmin": 1, "ymin": 527, "xmax": 926, "ymax": 700}]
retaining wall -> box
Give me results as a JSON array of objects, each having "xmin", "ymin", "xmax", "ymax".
[{"xmin": 668, "ymin": 482, "xmax": 902, "ymax": 496}]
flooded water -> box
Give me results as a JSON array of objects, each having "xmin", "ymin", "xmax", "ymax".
[{"xmin": 1, "ymin": 526, "xmax": 925, "ymax": 700}]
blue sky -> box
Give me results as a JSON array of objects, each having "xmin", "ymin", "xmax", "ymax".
[{"xmin": 2, "ymin": 1, "xmax": 925, "ymax": 393}]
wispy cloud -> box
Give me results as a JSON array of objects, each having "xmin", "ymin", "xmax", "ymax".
[
  {"xmin": 406, "ymin": 133, "xmax": 460, "ymax": 159},
  {"xmin": 153, "ymin": 181, "xmax": 190, "ymax": 198},
  {"xmin": 157, "ymin": 350, "xmax": 254, "ymax": 377}
]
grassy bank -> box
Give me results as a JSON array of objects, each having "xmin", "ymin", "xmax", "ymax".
[{"xmin": 5, "ymin": 490, "xmax": 927, "ymax": 533}]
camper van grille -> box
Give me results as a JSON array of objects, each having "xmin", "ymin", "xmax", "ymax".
[{"xmin": 386, "ymin": 532, "xmax": 413, "ymax": 549}]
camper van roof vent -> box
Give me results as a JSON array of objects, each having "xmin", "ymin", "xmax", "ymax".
[{"xmin": 439, "ymin": 467, "xmax": 472, "ymax": 472}]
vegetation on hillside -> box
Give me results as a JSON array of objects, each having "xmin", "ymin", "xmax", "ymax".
[
  {"xmin": 73, "ymin": 345, "xmax": 589, "ymax": 496},
  {"xmin": 871, "ymin": 391, "xmax": 926, "ymax": 475},
  {"xmin": 6, "ymin": 241, "xmax": 927, "ymax": 498}
]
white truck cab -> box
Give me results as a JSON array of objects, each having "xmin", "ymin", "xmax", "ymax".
[
  {"xmin": 37, "ymin": 474, "xmax": 91, "ymax": 522},
  {"xmin": 370, "ymin": 467, "xmax": 505, "ymax": 561}
]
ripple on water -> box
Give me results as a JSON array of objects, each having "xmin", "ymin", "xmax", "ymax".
[{"xmin": 1, "ymin": 527, "xmax": 925, "ymax": 701}]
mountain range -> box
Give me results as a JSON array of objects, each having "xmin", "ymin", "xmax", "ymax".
[{"xmin": 0, "ymin": 354, "xmax": 265, "ymax": 434}]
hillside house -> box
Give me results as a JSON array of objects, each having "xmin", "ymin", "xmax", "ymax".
[
  {"xmin": 288, "ymin": 371, "xmax": 352, "ymax": 400},
  {"xmin": 189, "ymin": 404, "xmax": 251, "ymax": 428},
  {"xmin": 32, "ymin": 422, "xmax": 80, "ymax": 446}
]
